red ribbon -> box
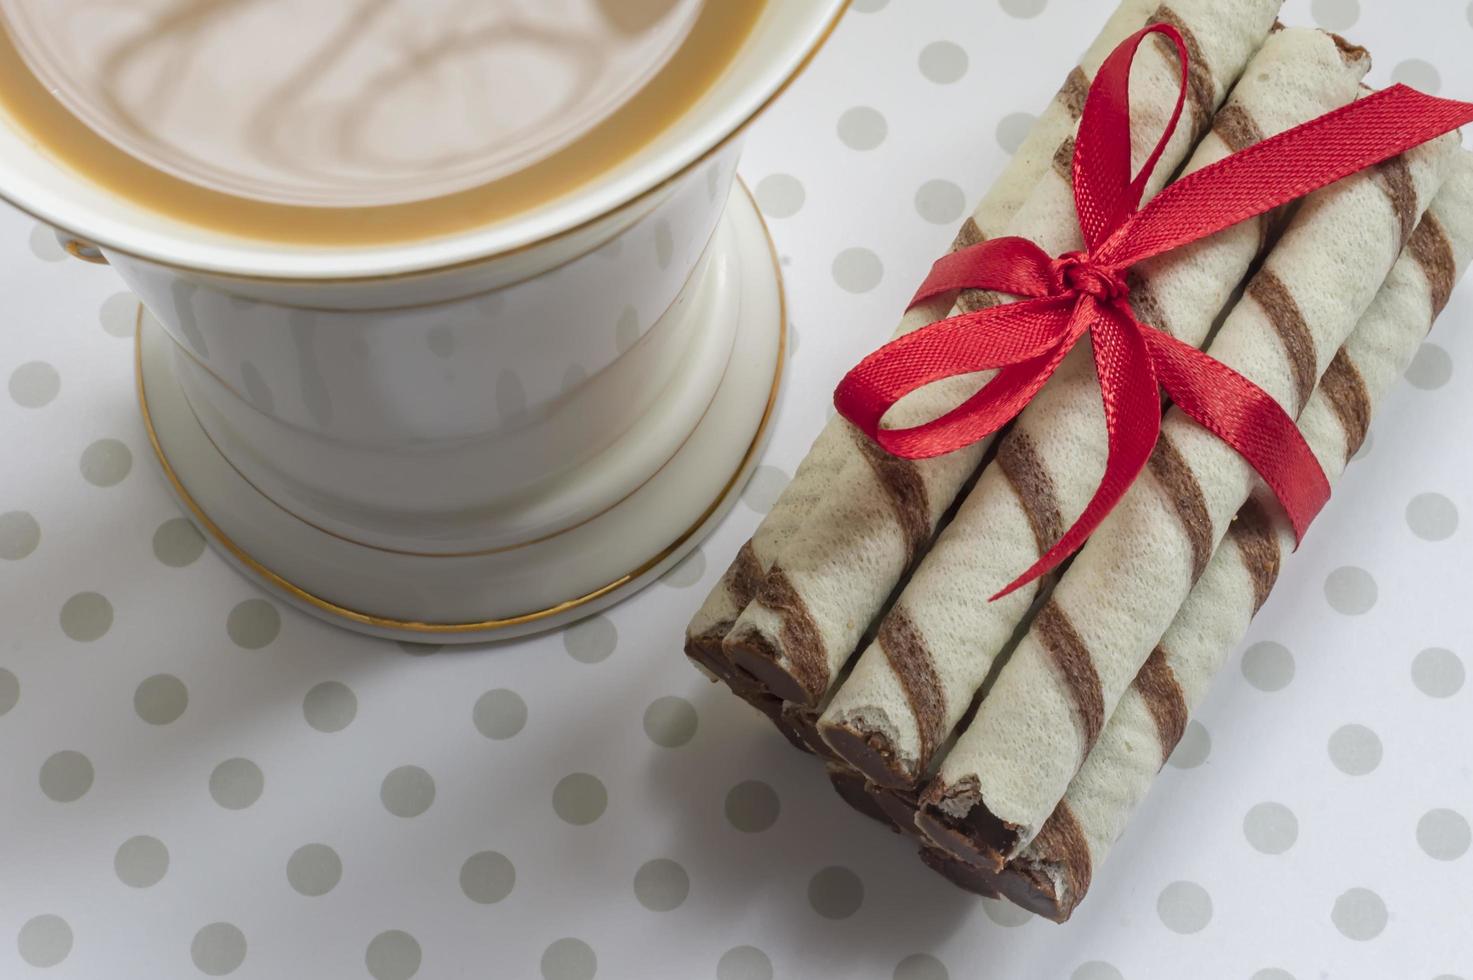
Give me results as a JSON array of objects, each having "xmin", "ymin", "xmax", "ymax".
[{"xmin": 834, "ymin": 24, "xmax": 1473, "ymax": 599}]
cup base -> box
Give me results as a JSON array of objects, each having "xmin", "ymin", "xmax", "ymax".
[{"xmin": 135, "ymin": 184, "xmax": 785, "ymax": 643}]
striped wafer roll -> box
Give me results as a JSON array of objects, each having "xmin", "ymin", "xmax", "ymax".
[
  {"xmin": 817, "ymin": 27, "xmax": 1367, "ymax": 790},
  {"xmin": 723, "ymin": 0, "xmax": 1284, "ymax": 710},
  {"xmin": 683, "ymin": 0, "xmax": 1163, "ymax": 678},
  {"xmin": 919, "ymin": 127, "xmax": 1462, "ymax": 871},
  {"xmin": 994, "ymin": 153, "xmax": 1473, "ymax": 922}
]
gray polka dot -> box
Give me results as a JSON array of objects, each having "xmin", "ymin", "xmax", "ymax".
[
  {"xmin": 808, "ymin": 866, "xmax": 864, "ymax": 920},
  {"xmin": 1417, "ymin": 809, "xmax": 1470, "ymax": 861},
  {"xmin": 895, "ymin": 953, "xmax": 949, "ymax": 980},
  {"xmin": 553, "ymin": 773, "xmax": 607, "ymax": 825},
  {"xmin": 9, "ymin": 361, "xmax": 60, "ymax": 408},
  {"xmin": 134, "ymin": 674, "xmax": 188, "ymax": 725},
  {"xmin": 0, "ymin": 511, "xmax": 41, "ymax": 561},
  {"xmin": 832, "ymin": 247, "xmax": 884, "ymax": 293},
  {"xmin": 1251, "ymin": 970, "xmax": 1296, "ymax": 980},
  {"xmin": 663, "ymin": 548, "xmax": 706, "ymax": 588},
  {"xmin": 615, "ymin": 306, "xmax": 641, "ymax": 354},
  {"xmin": 473, "ymin": 689, "xmax": 527, "ymax": 740},
  {"xmin": 191, "ymin": 922, "xmax": 246, "ymax": 976},
  {"xmin": 1242, "ymin": 641, "xmax": 1295, "ymax": 692},
  {"xmin": 1392, "ymin": 58, "xmax": 1442, "ymax": 94},
  {"xmin": 380, "ymin": 766, "xmax": 435, "ymax": 818},
  {"xmin": 100, "ymin": 292, "xmax": 138, "ymax": 338},
  {"xmin": 1157, "ymin": 880, "xmax": 1213, "ymax": 934},
  {"xmin": 655, "ymin": 221, "xmax": 675, "ymax": 270},
  {"xmin": 718, "ymin": 946, "xmax": 773, "ymax": 980},
  {"xmin": 1072, "ymin": 964, "xmax": 1125, "ymax": 980},
  {"xmin": 1412, "ymin": 648, "xmax": 1464, "ymax": 698},
  {"xmin": 1167, "ymin": 720, "xmax": 1211, "ymax": 769},
  {"xmin": 742, "ymin": 465, "xmax": 790, "ymax": 514},
  {"xmin": 0, "ymin": 667, "xmax": 17, "ymax": 716},
  {"xmin": 1311, "ymin": 0, "xmax": 1360, "ymax": 31},
  {"xmin": 1328, "ymin": 724, "xmax": 1382, "ymax": 776},
  {"xmin": 755, "ymin": 174, "xmax": 806, "ymax": 219},
  {"xmin": 541, "ymin": 938, "xmax": 596, "ymax": 980},
  {"xmin": 60, "ymin": 592, "xmax": 112, "ymax": 642},
  {"xmin": 39, "ymin": 750, "xmax": 92, "ymax": 802},
  {"xmin": 643, "ymin": 696, "xmax": 698, "ymax": 748},
  {"xmin": 918, "ymin": 41, "xmax": 968, "ymax": 84},
  {"xmin": 725, "ymin": 780, "xmax": 780, "ymax": 833},
  {"xmin": 997, "ymin": 112, "xmax": 1037, "ymax": 155},
  {"xmin": 633, "ymin": 858, "xmax": 689, "ymax": 912},
  {"xmin": 302, "ymin": 681, "xmax": 356, "ymax": 733},
  {"xmin": 210, "ymin": 758, "xmax": 263, "ymax": 809},
  {"xmin": 80, "ymin": 438, "xmax": 132, "ymax": 487},
  {"xmin": 30, "ymin": 224, "xmax": 67, "ymax": 262},
  {"xmin": 1331, "ymin": 887, "xmax": 1387, "ymax": 941},
  {"xmin": 1406, "ymin": 342, "xmax": 1453, "ymax": 390},
  {"xmin": 1407, "ymin": 493, "xmax": 1459, "ymax": 541},
  {"xmin": 564, "ymin": 615, "xmax": 617, "ymax": 664},
  {"xmin": 1324, "ymin": 567, "xmax": 1377, "ymax": 615},
  {"xmin": 227, "ymin": 598, "xmax": 281, "ymax": 649},
  {"xmin": 1244, "ymin": 802, "xmax": 1299, "ymax": 854},
  {"xmin": 286, "ymin": 843, "xmax": 341, "ymax": 896},
  {"xmin": 366, "ymin": 930, "xmax": 420, "ymax": 980},
  {"xmin": 837, "ymin": 106, "xmax": 888, "ymax": 151},
  {"xmin": 460, "ymin": 851, "xmax": 516, "ymax": 905},
  {"xmin": 851, "ymin": 0, "xmax": 888, "ymax": 10},
  {"xmin": 1001, "ymin": 0, "xmax": 1047, "ymax": 16},
  {"xmin": 17, "ymin": 915, "xmax": 72, "ymax": 967},
  {"xmin": 152, "ymin": 518, "xmax": 205, "ymax": 567},
  {"xmin": 915, "ymin": 180, "xmax": 967, "ymax": 225},
  {"xmin": 425, "ymin": 324, "xmax": 455, "ymax": 358},
  {"xmin": 982, "ymin": 898, "xmax": 1032, "ymax": 927},
  {"xmin": 115, "ymin": 835, "xmax": 169, "ymax": 888}
]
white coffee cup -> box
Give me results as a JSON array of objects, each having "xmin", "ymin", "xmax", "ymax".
[{"xmin": 0, "ymin": 1, "xmax": 850, "ymax": 640}]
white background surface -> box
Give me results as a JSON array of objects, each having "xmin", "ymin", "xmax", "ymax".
[{"xmin": 3, "ymin": 1, "xmax": 1472, "ymax": 978}]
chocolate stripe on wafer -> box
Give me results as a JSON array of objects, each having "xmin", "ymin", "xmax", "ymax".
[
  {"xmin": 952, "ymin": 216, "xmax": 987, "ymax": 251},
  {"xmin": 734, "ymin": 568, "xmax": 827, "ymax": 703},
  {"xmin": 1247, "ymin": 269, "xmax": 1317, "ymax": 413},
  {"xmin": 1125, "ymin": 270, "xmax": 1174, "ymax": 343},
  {"xmin": 1228, "ymin": 496, "xmax": 1282, "ymax": 613},
  {"xmin": 1318, "ymin": 350, "xmax": 1372, "ymax": 463},
  {"xmin": 1035, "ymin": 600, "xmax": 1105, "ymax": 747},
  {"xmin": 1211, "ymin": 102, "xmax": 1266, "ymax": 152},
  {"xmin": 879, "ymin": 608, "xmax": 947, "ymax": 764},
  {"xmin": 1147, "ymin": 431, "xmax": 1214, "ymax": 581},
  {"xmin": 997, "ymin": 430, "xmax": 1065, "ymax": 555},
  {"xmin": 1060, "ymin": 66, "xmax": 1091, "ymax": 121},
  {"xmin": 1029, "ymin": 802, "xmax": 1093, "ymax": 905},
  {"xmin": 1133, "ymin": 645, "xmax": 1189, "ymax": 754},
  {"xmin": 1150, "ymin": 7, "xmax": 1214, "ymax": 135},
  {"xmin": 1376, "ymin": 156, "xmax": 1420, "ymax": 251},
  {"xmin": 1409, "ymin": 213, "xmax": 1458, "ymax": 316},
  {"xmin": 729, "ymin": 540, "xmax": 765, "ymax": 610},
  {"xmin": 1051, "ymin": 136, "xmax": 1077, "ymax": 182},
  {"xmin": 853, "ymin": 430, "xmax": 932, "ymax": 564}
]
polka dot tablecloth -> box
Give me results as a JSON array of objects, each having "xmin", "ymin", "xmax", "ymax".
[{"xmin": 3, "ymin": 2, "xmax": 1473, "ymax": 978}]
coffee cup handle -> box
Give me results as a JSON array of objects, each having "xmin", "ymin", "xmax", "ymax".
[{"xmin": 55, "ymin": 230, "xmax": 109, "ymax": 264}]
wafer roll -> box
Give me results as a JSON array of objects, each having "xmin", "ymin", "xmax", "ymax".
[
  {"xmin": 724, "ymin": 0, "xmax": 1284, "ymax": 710},
  {"xmin": 684, "ymin": 0, "xmax": 1164, "ymax": 677},
  {"xmin": 996, "ymin": 153, "xmax": 1473, "ymax": 922},
  {"xmin": 920, "ymin": 128, "xmax": 1462, "ymax": 870},
  {"xmin": 818, "ymin": 27, "xmax": 1367, "ymax": 789}
]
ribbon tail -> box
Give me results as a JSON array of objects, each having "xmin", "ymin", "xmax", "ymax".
[
  {"xmin": 1145, "ymin": 329, "xmax": 1330, "ymax": 541},
  {"xmin": 992, "ymin": 303, "xmax": 1162, "ymax": 599}
]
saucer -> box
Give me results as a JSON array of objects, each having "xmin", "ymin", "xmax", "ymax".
[{"xmin": 136, "ymin": 183, "xmax": 784, "ymax": 642}]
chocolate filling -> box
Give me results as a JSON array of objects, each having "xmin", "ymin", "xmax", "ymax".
[{"xmin": 918, "ymin": 846, "xmax": 1003, "ymax": 900}]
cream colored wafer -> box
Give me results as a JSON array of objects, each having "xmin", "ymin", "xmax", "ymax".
[
  {"xmin": 723, "ymin": 0, "xmax": 1284, "ymax": 710},
  {"xmin": 919, "ymin": 127, "xmax": 1462, "ymax": 870},
  {"xmin": 818, "ymin": 26, "xmax": 1367, "ymax": 789},
  {"xmin": 683, "ymin": 0, "xmax": 1163, "ymax": 671},
  {"xmin": 995, "ymin": 153, "xmax": 1473, "ymax": 921}
]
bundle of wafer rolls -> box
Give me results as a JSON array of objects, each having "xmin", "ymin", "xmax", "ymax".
[{"xmin": 683, "ymin": 0, "xmax": 1473, "ymax": 922}]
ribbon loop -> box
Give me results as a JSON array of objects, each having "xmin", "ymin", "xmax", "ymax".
[{"xmin": 834, "ymin": 24, "xmax": 1473, "ymax": 597}]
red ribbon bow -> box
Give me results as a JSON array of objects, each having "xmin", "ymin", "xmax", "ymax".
[{"xmin": 835, "ymin": 24, "xmax": 1473, "ymax": 599}]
